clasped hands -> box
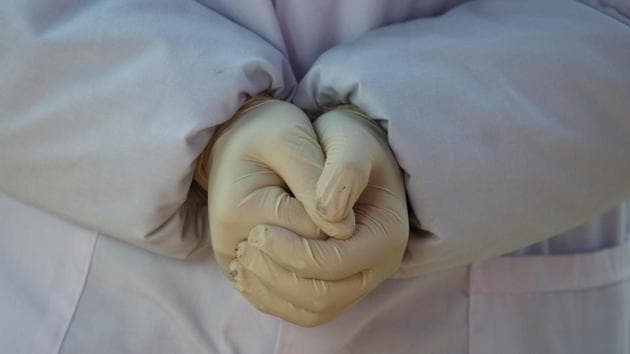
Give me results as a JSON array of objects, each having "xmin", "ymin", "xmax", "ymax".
[{"xmin": 205, "ymin": 98, "xmax": 409, "ymax": 327}]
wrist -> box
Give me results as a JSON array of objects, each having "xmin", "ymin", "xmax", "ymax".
[{"xmin": 329, "ymin": 104, "xmax": 388, "ymax": 137}]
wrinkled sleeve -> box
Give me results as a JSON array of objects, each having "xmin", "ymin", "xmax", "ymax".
[
  {"xmin": 0, "ymin": 0, "xmax": 295, "ymax": 258},
  {"xmin": 294, "ymin": 0, "xmax": 630, "ymax": 277}
]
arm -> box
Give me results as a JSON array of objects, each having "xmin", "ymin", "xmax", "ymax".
[
  {"xmin": 295, "ymin": 0, "xmax": 630, "ymax": 276},
  {"xmin": 0, "ymin": 0, "xmax": 294, "ymax": 258}
]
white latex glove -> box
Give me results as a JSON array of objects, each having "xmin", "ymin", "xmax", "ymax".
[
  {"xmin": 205, "ymin": 98, "xmax": 355, "ymax": 275},
  {"xmin": 232, "ymin": 107, "xmax": 409, "ymax": 327}
]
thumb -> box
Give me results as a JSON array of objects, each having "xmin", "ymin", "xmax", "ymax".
[
  {"xmin": 314, "ymin": 109, "xmax": 373, "ymax": 228},
  {"xmin": 254, "ymin": 101, "xmax": 356, "ymax": 238}
]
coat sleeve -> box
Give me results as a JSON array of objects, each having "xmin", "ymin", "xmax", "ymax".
[
  {"xmin": 294, "ymin": 0, "xmax": 630, "ymax": 277},
  {"xmin": 0, "ymin": 0, "xmax": 295, "ymax": 259}
]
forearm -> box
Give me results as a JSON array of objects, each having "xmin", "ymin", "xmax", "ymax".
[
  {"xmin": 0, "ymin": 0, "xmax": 294, "ymax": 257},
  {"xmin": 295, "ymin": 0, "xmax": 630, "ymax": 276}
]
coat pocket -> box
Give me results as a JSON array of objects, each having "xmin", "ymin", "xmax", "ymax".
[{"xmin": 469, "ymin": 241, "xmax": 630, "ymax": 354}]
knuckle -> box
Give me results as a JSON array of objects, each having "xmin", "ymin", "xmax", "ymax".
[
  {"xmin": 267, "ymin": 103, "xmax": 308, "ymax": 131},
  {"xmin": 249, "ymin": 300, "xmax": 270, "ymax": 315},
  {"xmin": 300, "ymin": 313, "xmax": 325, "ymax": 328},
  {"xmin": 290, "ymin": 258, "xmax": 309, "ymax": 273},
  {"xmin": 385, "ymin": 235, "xmax": 407, "ymax": 256},
  {"xmin": 308, "ymin": 281, "xmax": 333, "ymax": 312},
  {"xmin": 311, "ymin": 297, "xmax": 332, "ymax": 313}
]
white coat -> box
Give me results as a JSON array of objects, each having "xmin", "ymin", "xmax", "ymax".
[{"xmin": 1, "ymin": 0, "xmax": 629, "ymax": 353}]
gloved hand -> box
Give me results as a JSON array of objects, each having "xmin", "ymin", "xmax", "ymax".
[
  {"xmin": 232, "ymin": 107, "xmax": 409, "ymax": 327},
  {"xmin": 205, "ymin": 98, "xmax": 355, "ymax": 276}
]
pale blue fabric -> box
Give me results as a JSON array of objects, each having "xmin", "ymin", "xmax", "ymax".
[
  {"xmin": 294, "ymin": 0, "xmax": 630, "ymax": 272},
  {"xmin": 0, "ymin": 0, "xmax": 294, "ymax": 258},
  {"xmin": 1, "ymin": 1, "xmax": 630, "ymax": 353}
]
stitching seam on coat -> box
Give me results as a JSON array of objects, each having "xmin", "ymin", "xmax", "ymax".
[{"xmin": 55, "ymin": 234, "xmax": 99, "ymax": 354}]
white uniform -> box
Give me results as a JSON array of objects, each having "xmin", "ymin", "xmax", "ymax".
[{"xmin": 1, "ymin": 0, "xmax": 629, "ymax": 353}]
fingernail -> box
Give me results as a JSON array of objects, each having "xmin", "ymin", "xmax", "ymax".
[
  {"xmin": 236, "ymin": 241, "xmax": 247, "ymax": 258},
  {"xmin": 248, "ymin": 226, "xmax": 268, "ymax": 248},
  {"xmin": 229, "ymin": 260, "xmax": 241, "ymax": 279},
  {"xmin": 317, "ymin": 185, "xmax": 351, "ymax": 222},
  {"xmin": 316, "ymin": 199, "xmax": 328, "ymax": 215}
]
